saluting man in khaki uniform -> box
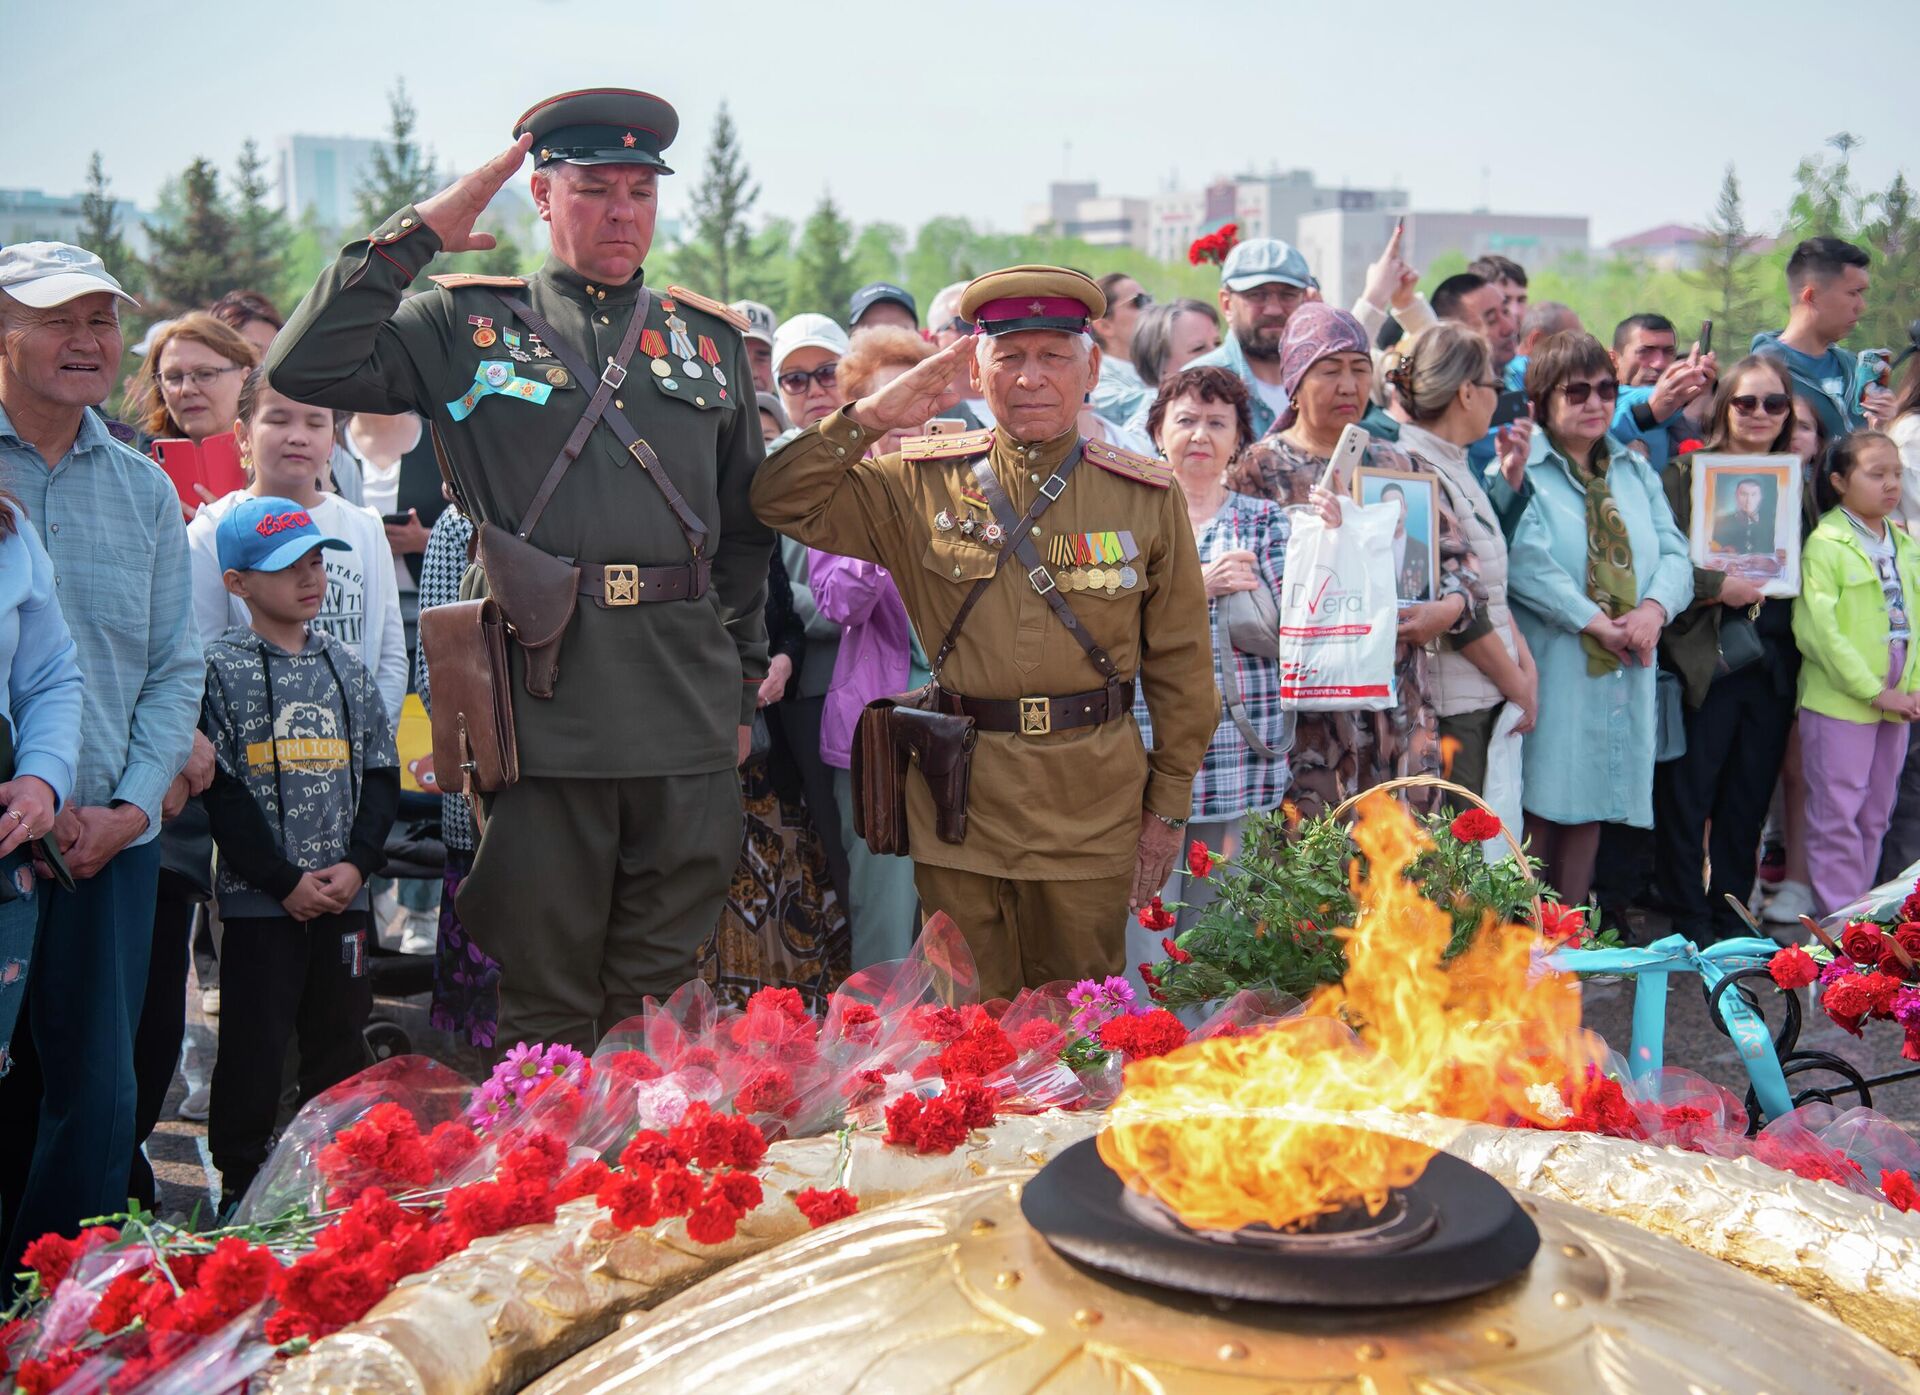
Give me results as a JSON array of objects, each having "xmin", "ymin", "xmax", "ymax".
[{"xmin": 753, "ymin": 267, "xmax": 1216, "ymax": 998}]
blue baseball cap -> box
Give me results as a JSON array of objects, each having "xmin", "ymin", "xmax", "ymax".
[
  {"xmin": 216, "ymin": 496, "xmax": 350, "ymax": 574},
  {"xmin": 1220, "ymin": 238, "xmax": 1318, "ymax": 293}
]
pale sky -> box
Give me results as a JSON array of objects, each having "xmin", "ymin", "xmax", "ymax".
[{"xmin": 8, "ymin": 0, "xmax": 1919, "ymax": 248}]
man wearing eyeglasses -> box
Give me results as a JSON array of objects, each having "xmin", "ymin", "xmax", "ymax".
[
  {"xmin": 268, "ymin": 89, "xmax": 774, "ymax": 1054},
  {"xmin": 1088, "ymin": 273, "xmax": 1153, "ymax": 428}
]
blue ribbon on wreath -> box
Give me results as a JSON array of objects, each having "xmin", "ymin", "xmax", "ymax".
[{"xmin": 1546, "ymin": 933, "xmax": 1793, "ymax": 1122}]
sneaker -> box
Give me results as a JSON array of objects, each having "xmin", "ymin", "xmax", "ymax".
[
  {"xmin": 200, "ymin": 987, "xmax": 220, "ymax": 1017},
  {"xmin": 177, "ymin": 1085, "xmax": 210, "ymax": 1122},
  {"xmin": 1763, "ymin": 880, "xmax": 1815, "ymax": 926}
]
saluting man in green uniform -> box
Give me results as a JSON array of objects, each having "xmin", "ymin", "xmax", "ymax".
[{"xmin": 269, "ymin": 89, "xmax": 772, "ymax": 1051}]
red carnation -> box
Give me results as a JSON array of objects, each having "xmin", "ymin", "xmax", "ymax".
[
  {"xmin": 937, "ymin": 1019, "xmax": 1017, "ymax": 1080},
  {"xmin": 1014, "ymin": 1019, "xmax": 1067, "ymax": 1055},
  {"xmin": 907, "ymin": 1005, "xmax": 968, "ymax": 1043},
  {"xmin": 1560, "ymin": 1073, "xmax": 1644, "ymax": 1138},
  {"xmin": 653, "ymin": 1164, "xmax": 704, "ymax": 1217},
  {"xmin": 20, "ymin": 1225, "xmax": 117, "ymax": 1292},
  {"xmin": 1449, "ymin": 808, "xmax": 1502, "ymax": 843},
  {"xmin": 320, "ymin": 1101, "xmax": 434, "ymax": 1203},
  {"xmin": 553, "ymin": 1159, "xmax": 612, "ymax": 1204},
  {"xmin": 1186, "ymin": 840, "xmax": 1215, "ymax": 879},
  {"xmin": 1676, "ymin": 438, "xmax": 1705, "ymax": 456},
  {"xmin": 746, "ymin": 986, "xmax": 810, "ymax": 1023},
  {"xmin": 1863, "ymin": 970, "xmax": 1904, "ymax": 1018},
  {"xmin": 685, "ymin": 1192, "xmax": 744, "ymax": 1245},
  {"xmin": 598, "ymin": 1167, "xmax": 660, "ymax": 1231},
  {"xmin": 601, "ymin": 1050, "xmax": 665, "ymax": 1084},
  {"xmin": 1537, "ymin": 902, "xmax": 1589, "ymax": 946},
  {"xmin": 425, "ymin": 1120, "xmax": 482, "ymax": 1174},
  {"xmin": 1161, "ymin": 935, "xmax": 1193, "ymax": 964},
  {"xmin": 1841, "ymin": 922, "xmax": 1888, "ymax": 968},
  {"xmin": 621, "ymin": 1126, "xmax": 692, "ymax": 1171},
  {"xmin": 1822, "ymin": 975, "xmax": 1873, "ymax": 1034},
  {"xmin": 795, "ymin": 1187, "xmax": 859, "ymax": 1227},
  {"xmin": 1768, "ymin": 945, "xmax": 1821, "ymax": 990},
  {"xmin": 1883, "ymin": 1168, "xmax": 1920, "ymax": 1212},
  {"xmin": 1098, "ymin": 1008, "xmax": 1189, "ymax": 1060},
  {"xmin": 733, "ymin": 1064, "xmax": 796, "ymax": 1116},
  {"xmin": 1136, "ymin": 896, "xmax": 1177, "ymax": 932}
]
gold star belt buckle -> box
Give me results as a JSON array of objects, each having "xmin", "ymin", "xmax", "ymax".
[
  {"xmin": 604, "ymin": 564, "xmax": 640, "ymax": 606},
  {"xmin": 1019, "ymin": 696, "xmax": 1051, "ymax": 736}
]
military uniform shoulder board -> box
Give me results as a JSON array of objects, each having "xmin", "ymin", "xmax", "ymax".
[
  {"xmin": 664, "ymin": 285, "xmax": 750, "ymax": 333},
  {"xmin": 427, "ymin": 273, "xmax": 529, "ymax": 290},
  {"xmin": 1083, "ymin": 437, "xmax": 1174, "ymax": 489},
  {"xmin": 900, "ymin": 428, "xmax": 996, "ymax": 462}
]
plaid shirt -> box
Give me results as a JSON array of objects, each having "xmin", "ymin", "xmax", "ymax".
[
  {"xmin": 0, "ymin": 405, "xmax": 199, "ymax": 841},
  {"xmin": 415, "ymin": 506, "xmax": 476, "ymax": 853},
  {"xmin": 1135, "ymin": 492, "xmax": 1291, "ymax": 820}
]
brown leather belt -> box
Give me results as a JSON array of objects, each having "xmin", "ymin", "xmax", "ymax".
[
  {"xmin": 935, "ymin": 680, "xmax": 1134, "ymax": 736},
  {"xmin": 577, "ymin": 558, "xmax": 712, "ymax": 607}
]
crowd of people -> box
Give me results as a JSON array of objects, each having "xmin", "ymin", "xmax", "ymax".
[{"xmin": 2, "ymin": 92, "xmax": 1919, "ymax": 1265}]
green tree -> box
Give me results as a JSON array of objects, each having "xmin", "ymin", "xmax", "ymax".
[
  {"xmin": 143, "ymin": 158, "xmax": 237, "ymax": 314},
  {"xmin": 851, "ymin": 222, "xmax": 906, "ymax": 288},
  {"xmin": 441, "ymin": 227, "xmax": 530, "ymax": 279},
  {"xmin": 677, "ymin": 103, "xmax": 759, "ymax": 301},
  {"xmin": 737, "ymin": 217, "xmax": 796, "ymax": 315},
  {"xmin": 1861, "ymin": 171, "xmax": 1920, "ymax": 352},
  {"xmin": 1685, "ymin": 164, "xmax": 1766, "ymax": 352},
  {"xmin": 788, "ymin": 192, "xmax": 859, "ymax": 318},
  {"xmin": 1787, "ymin": 132, "xmax": 1865, "ymax": 241},
  {"xmin": 356, "ymin": 80, "xmax": 440, "ymax": 231},
  {"xmin": 78, "ymin": 152, "xmax": 139, "ymax": 292},
  {"xmin": 230, "ymin": 138, "xmax": 291, "ymax": 301}
]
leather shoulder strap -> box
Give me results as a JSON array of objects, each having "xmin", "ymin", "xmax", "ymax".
[
  {"xmin": 971, "ymin": 452, "xmax": 1122, "ymax": 684},
  {"xmin": 925, "ymin": 447, "xmax": 1081, "ymax": 682},
  {"xmin": 495, "ymin": 290, "xmax": 710, "ymax": 555}
]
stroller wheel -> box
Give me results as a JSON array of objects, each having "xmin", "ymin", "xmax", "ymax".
[{"xmin": 364, "ymin": 1020, "xmax": 411, "ymax": 1062}]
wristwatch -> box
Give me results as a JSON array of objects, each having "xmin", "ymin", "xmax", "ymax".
[{"xmin": 1149, "ymin": 811, "xmax": 1187, "ymax": 830}]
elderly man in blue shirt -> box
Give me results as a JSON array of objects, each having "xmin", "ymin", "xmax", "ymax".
[{"xmin": 0, "ymin": 244, "xmax": 204, "ymax": 1265}]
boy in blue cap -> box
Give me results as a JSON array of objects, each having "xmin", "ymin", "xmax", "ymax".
[{"xmin": 200, "ymin": 497, "xmax": 399, "ymax": 1206}]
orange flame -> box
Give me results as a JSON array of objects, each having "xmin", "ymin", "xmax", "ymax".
[{"xmin": 1098, "ymin": 793, "xmax": 1598, "ymax": 1233}]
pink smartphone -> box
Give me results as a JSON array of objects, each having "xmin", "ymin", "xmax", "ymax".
[
  {"xmin": 922, "ymin": 417, "xmax": 968, "ymax": 437},
  {"xmin": 150, "ymin": 438, "xmax": 204, "ymax": 514}
]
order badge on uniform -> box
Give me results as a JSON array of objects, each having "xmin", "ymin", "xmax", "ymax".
[{"xmin": 446, "ymin": 361, "xmax": 555, "ymax": 422}]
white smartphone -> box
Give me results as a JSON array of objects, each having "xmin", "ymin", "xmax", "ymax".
[{"xmin": 1322, "ymin": 424, "xmax": 1371, "ymax": 493}]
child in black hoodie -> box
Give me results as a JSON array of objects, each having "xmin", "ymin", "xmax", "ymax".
[{"xmin": 201, "ymin": 497, "xmax": 398, "ymax": 1206}]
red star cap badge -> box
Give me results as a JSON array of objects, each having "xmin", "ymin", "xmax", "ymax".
[
  {"xmin": 622, "ymin": 131, "xmax": 637, "ymax": 148},
  {"xmin": 1028, "ymin": 299, "xmax": 1047, "ymax": 315}
]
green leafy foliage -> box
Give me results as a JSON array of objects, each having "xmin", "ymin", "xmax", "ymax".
[{"xmin": 1146, "ymin": 806, "xmax": 1559, "ymax": 1010}]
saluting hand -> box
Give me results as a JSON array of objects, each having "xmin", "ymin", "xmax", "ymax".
[
  {"xmin": 417, "ymin": 135, "xmax": 533, "ymax": 253},
  {"xmin": 849, "ymin": 336, "xmax": 974, "ymax": 438}
]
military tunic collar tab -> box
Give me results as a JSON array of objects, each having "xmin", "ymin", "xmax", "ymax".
[
  {"xmin": 991, "ymin": 423, "xmax": 1080, "ymax": 471},
  {"xmin": 538, "ymin": 255, "xmax": 645, "ymax": 306}
]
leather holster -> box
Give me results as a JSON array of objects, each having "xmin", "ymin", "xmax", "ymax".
[
  {"xmin": 419, "ymin": 598, "xmax": 520, "ymax": 796},
  {"xmin": 850, "ymin": 686, "xmax": 977, "ymax": 855},
  {"xmin": 476, "ymin": 522, "xmax": 579, "ymax": 699}
]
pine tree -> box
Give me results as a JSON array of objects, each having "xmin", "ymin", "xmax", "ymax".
[
  {"xmin": 1862, "ymin": 171, "xmax": 1920, "ymax": 352},
  {"xmin": 230, "ymin": 138, "xmax": 290, "ymax": 300},
  {"xmin": 356, "ymin": 80, "xmax": 440, "ymax": 230},
  {"xmin": 78, "ymin": 152, "xmax": 139, "ymax": 292},
  {"xmin": 143, "ymin": 158, "xmax": 237, "ymax": 314},
  {"xmin": 1788, "ymin": 132, "xmax": 1864, "ymax": 241},
  {"xmin": 788, "ymin": 192, "xmax": 859, "ymax": 320},
  {"xmin": 678, "ymin": 103, "xmax": 759, "ymax": 301},
  {"xmin": 1685, "ymin": 165, "xmax": 1764, "ymax": 350}
]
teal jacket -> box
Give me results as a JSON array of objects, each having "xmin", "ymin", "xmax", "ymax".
[{"xmin": 1792, "ymin": 509, "xmax": 1920, "ymax": 724}]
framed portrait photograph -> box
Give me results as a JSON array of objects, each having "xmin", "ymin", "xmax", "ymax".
[
  {"xmin": 1689, "ymin": 453, "xmax": 1802, "ymax": 598},
  {"xmin": 1352, "ymin": 466, "xmax": 1438, "ymax": 605}
]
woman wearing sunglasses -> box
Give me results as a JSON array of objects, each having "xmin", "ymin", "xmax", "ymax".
[
  {"xmin": 1499, "ymin": 331, "xmax": 1693, "ymax": 906},
  {"xmin": 1647, "ymin": 356, "xmax": 1799, "ymax": 941}
]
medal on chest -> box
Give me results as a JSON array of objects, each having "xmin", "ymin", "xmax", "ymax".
[{"xmin": 444, "ymin": 360, "xmax": 555, "ymax": 422}]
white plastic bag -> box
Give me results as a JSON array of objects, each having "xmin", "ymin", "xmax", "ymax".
[
  {"xmin": 1277, "ymin": 497, "xmax": 1398, "ymax": 711},
  {"xmin": 1479, "ymin": 702, "xmax": 1527, "ymax": 864}
]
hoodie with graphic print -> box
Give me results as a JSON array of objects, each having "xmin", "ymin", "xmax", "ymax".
[{"xmin": 201, "ymin": 624, "xmax": 399, "ymax": 919}]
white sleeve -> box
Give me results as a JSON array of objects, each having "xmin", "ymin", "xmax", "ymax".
[
  {"xmin": 186, "ymin": 509, "xmax": 243, "ymax": 654},
  {"xmin": 368, "ymin": 514, "xmax": 409, "ymax": 724}
]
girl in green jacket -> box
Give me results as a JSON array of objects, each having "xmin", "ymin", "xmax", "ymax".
[{"xmin": 1792, "ymin": 431, "xmax": 1920, "ymax": 915}]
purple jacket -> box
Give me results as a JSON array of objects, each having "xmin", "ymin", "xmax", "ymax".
[{"xmin": 810, "ymin": 550, "xmax": 918, "ymax": 769}]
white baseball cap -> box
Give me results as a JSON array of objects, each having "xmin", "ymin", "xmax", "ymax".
[
  {"xmin": 771, "ymin": 313, "xmax": 849, "ymax": 375},
  {"xmin": 729, "ymin": 300, "xmax": 776, "ymax": 347},
  {"xmin": 0, "ymin": 242, "xmax": 138, "ymax": 309}
]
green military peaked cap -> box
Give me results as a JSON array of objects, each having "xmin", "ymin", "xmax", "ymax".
[{"xmin": 514, "ymin": 88, "xmax": 679, "ymax": 173}]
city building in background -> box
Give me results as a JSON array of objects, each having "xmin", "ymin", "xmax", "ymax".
[
  {"xmin": 1022, "ymin": 182, "xmax": 1152, "ymax": 251},
  {"xmin": 0, "ymin": 186, "xmax": 150, "ymax": 257},
  {"xmin": 1145, "ymin": 170, "xmax": 1409, "ymax": 263},
  {"xmin": 1296, "ymin": 208, "xmax": 1590, "ymax": 306},
  {"xmin": 275, "ymin": 134, "xmax": 382, "ymax": 229}
]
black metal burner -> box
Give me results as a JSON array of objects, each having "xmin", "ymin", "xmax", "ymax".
[{"xmin": 1021, "ymin": 1136, "xmax": 1538, "ymax": 1307}]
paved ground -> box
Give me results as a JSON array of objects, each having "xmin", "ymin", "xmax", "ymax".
[{"xmin": 142, "ymin": 935, "xmax": 1920, "ymax": 1224}]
